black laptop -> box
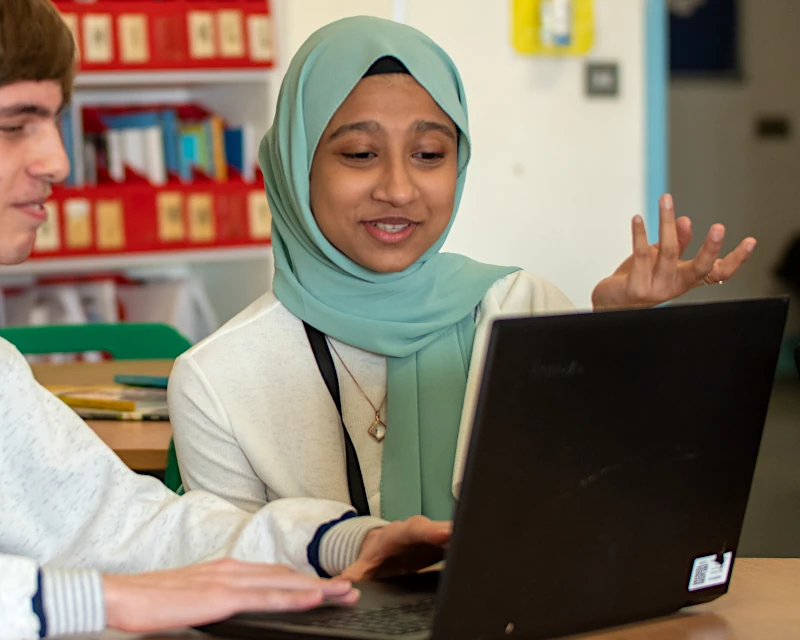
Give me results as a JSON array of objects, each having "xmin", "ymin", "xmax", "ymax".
[{"xmin": 201, "ymin": 297, "xmax": 788, "ymax": 640}]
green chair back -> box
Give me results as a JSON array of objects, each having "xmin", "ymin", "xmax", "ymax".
[
  {"xmin": 0, "ymin": 322, "xmax": 189, "ymax": 492},
  {"xmin": 0, "ymin": 323, "xmax": 191, "ymax": 359}
]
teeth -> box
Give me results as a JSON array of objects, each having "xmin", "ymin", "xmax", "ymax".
[{"xmin": 372, "ymin": 222, "xmax": 410, "ymax": 233}]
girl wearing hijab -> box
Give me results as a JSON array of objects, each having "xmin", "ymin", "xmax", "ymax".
[{"xmin": 168, "ymin": 16, "xmax": 755, "ymax": 577}]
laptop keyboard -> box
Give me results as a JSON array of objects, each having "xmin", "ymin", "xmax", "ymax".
[{"xmin": 305, "ymin": 598, "xmax": 435, "ymax": 636}]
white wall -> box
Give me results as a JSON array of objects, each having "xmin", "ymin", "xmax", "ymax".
[
  {"xmin": 670, "ymin": 0, "xmax": 800, "ymax": 328},
  {"xmin": 409, "ymin": 1, "xmax": 646, "ymax": 307},
  {"xmin": 268, "ymin": 0, "xmax": 649, "ymax": 308},
  {"xmin": 273, "ymin": 0, "xmax": 394, "ymax": 63}
]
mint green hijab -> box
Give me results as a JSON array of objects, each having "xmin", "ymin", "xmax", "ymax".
[{"xmin": 259, "ymin": 16, "xmax": 518, "ymax": 521}]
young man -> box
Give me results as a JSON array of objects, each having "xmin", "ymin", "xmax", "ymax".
[{"xmin": 0, "ymin": 1, "xmax": 450, "ymax": 637}]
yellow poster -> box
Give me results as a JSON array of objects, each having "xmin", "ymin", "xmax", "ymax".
[{"xmin": 512, "ymin": 0, "xmax": 594, "ymax": 55}]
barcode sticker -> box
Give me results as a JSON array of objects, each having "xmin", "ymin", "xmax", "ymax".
[
  {"xmin": 61, "ymin": 14, "xmax": 79, "ymax": 48},
  {"xmin": 688, "ymin": 552, "xmax": 733, "ymax": 592},
  {"xmin": 188, "ymin": 193, "xmax": 216, "ymax": 242},
  {"xmin": 247, "ymin": 15, "xmax": 273, "ymax": 61},
  {"xmin": 95, "ymin": 199, "xmax": 125, "ymax": 250},
  {"xmin": 218, "ymin": 10, "xmax": 245, "ymax": 58},
  {"xmin": 248, "ymin": 191, "xmax": 272, "ymax": 239},
  {"xmin": 119, "ymin": 14, "xmax": 150, "ymax": 63},
  {"xmin": 64, "ymin": 198, "xmax": 92, "ymax": 249},
  {"xmin": 157, "ymin": 192, "xmax": 185, "ymax": 242},
  {"xmin": 83, "ymin": 14, "xmax": 113, "ymax": 63},
  {"xmin": 34, "ymin": 202, "xmax": 61, "ymax": 252},
  {"xmin": 188, "ymin": 12, "xmax": 216, "ymax": 59}
]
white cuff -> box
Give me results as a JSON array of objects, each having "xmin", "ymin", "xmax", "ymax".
[
  {"xmin": 41, "ymin": 568, "xmax": 105, "ymax": 636},
  {"xmin": 0, "ymin": 555, "xmax": 40, "ymax": 639},
  {"xmin": 319, "ymin": 516, "xmax": 388, "ymax": 577}
]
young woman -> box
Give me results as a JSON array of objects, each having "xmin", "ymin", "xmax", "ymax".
[
  {"xmin": 0, "ymin": 5, "xmax": 461, "ymax": 635},
  {"xmin": 169, "ymin": 16, "xmax": 754, "ymax": 533}
]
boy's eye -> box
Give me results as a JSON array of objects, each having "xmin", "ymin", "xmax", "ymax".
[{"xmin": 0, "ymin": 125, "xmax": 25, "ymax": 135}]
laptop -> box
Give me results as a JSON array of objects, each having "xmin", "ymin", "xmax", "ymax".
[{"xmin": 201, "ymin": 297, "xmax": 788, "ymax": 640}]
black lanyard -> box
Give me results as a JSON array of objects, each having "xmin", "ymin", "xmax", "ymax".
[{"xmin": 303, "ymin": 322, "xmax": 371, "ymax": 517}]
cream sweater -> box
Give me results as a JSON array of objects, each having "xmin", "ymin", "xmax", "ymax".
[
  {"xmin": 169, "ymin": 272, "xmax": 575, "ymax": 521},
  {"xmin": 0, "ymin": 338, "xmax": 379, "ymax": 639}
]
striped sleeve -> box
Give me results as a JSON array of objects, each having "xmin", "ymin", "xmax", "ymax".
[
  {"xmin": 40, "ymin": 568, "xmax": 105, "ymax": 637},
  {"xmin": 313, "ymin": 514, "xmax": 388, "ymax": 578}
]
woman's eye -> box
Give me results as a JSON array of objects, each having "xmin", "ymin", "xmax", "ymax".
[
  {"xmin": 342, "ymin": 152, "xmax": 375, "ymax": 160},
  {"xmin": 414, "ymin": 152, "xmax": 445, "ymax": 162}
]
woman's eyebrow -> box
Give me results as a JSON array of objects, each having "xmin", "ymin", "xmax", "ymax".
[
  {"xmin": 327, "ymin": 119, "xmax": 457, "ymax": 142},
  {"xmin": 327, "ymin": 120, "xmax": 382, "ymax": 141},
  {"xmin": 412, "ymin": 120, "xmax": 457, "ymax": 140}
]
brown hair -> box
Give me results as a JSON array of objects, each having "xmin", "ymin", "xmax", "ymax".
[{"xmin": 0, "ymin": 0, "xmax": 77, "ymax": 104}]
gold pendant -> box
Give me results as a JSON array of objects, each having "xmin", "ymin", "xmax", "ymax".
[{"xmin": 368, "ymin": 413, "xmax": 387, "ymax": 442}]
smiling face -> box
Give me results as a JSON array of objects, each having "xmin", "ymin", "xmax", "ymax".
[
  {"xmin": 0, "ymin": 80, "xmax": 69, "ymax": 265},
  {"xmin": 309, "ymin": 73, "xmax": 460, "ymax": 273}
]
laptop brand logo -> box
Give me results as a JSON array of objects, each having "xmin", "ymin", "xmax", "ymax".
[{"xmin": 532, "ymin": 360, "xmax": 585, "ymax": 378}]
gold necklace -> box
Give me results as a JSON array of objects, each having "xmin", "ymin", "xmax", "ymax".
[{"xmin": 327, "ymin": 339, "xmax": 387, "ymax": 442}]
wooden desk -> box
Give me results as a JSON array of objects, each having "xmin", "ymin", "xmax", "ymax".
[
  {"xmin": 32, "ymin": 359, "xmax": 174, "ymax": 471},
  {"xmin": 67, "ymin": 558, "xmax": 800, "ymax": 639}
]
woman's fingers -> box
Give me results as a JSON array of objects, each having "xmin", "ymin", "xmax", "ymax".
[
  {"xmin": 627, "ymin": 215, "xmax": 653, "ymax": 300},
  {"xmin": 653, "ymin": 195, "xmax": 680, "ymax": 284}
]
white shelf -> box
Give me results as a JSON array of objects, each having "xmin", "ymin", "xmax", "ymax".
[
  {"xmin": 75, "ymin": 69, "xmax": 275, "ymax": 89},
  {"xmin": 1, "ymin": 246, "xmax": 272, "ymax": 277},
  {"xmin": 63, "ymin": 60, "xmax": 277, "ymax": 323}
]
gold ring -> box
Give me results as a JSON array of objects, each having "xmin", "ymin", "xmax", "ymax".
[{"xmin": 703, "ymin": 275, "xmax": 723, "ymax": 285}]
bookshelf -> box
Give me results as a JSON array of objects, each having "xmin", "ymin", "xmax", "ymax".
[
  {"xmin": 3, "ymin": 246, "xmax": 272, "ymax": 277},
  {"xmin": 5, "ymin": 0, "xmax": 279, "ymax": 326},
  {"xmin": 75, "ymin": 69, "xmax": 275, "ymax": 88}
]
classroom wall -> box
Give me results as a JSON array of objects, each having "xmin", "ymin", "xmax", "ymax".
[
  {"xmin": 670, "ymin": 0, "xmax": 800, "ymax": 310},
  {"xmin": 200, "ymin": 0, "xmax": 395, "ymax": 324},
  {"xmin": 272, "ymin": 0, "xmax": 394, "ymax": 53},
  {"xmin": 246, "ymin": 0, "xmax": 651, "ymax": 310},
  {"xmin": 407, "ymin": 1, "xmax": 647, "ymax": 308}
]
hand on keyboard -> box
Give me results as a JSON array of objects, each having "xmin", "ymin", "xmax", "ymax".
[{"xmin": 341, "ymin": 516, "xmax": 451, "ymax": 581}]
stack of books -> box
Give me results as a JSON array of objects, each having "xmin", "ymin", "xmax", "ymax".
[
  {"xmin": 49, "ymin": 377, "xmax": 170, "ymax": 421},
  {"xmin": 64, "ymin": 104, "xmax": 257, "ymax": 188},
  {"xmin": 31, "ymin": 101, "xmax": 271, "ymax": 259}
]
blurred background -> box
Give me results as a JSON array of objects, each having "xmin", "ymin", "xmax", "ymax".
[{"xmin": 4, "ymin": 0, "xmax": 797, "ymax": 555}]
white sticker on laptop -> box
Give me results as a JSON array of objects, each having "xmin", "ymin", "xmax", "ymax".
[{"xmin": 688, "ymin": 552, "xmax": 733, "ymax": 592}]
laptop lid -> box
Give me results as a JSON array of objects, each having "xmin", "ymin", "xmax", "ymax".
[
  {"xmin": 432, "ymin": 297, "xmax": 787, "ymax": 639},
  {"xmin": 201, "ymin": 297, "xmax": 787, "ymax": 640}
]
